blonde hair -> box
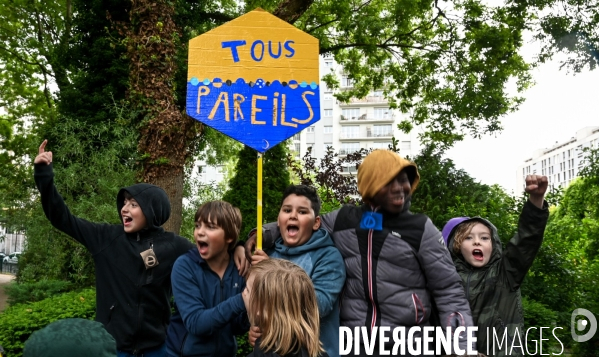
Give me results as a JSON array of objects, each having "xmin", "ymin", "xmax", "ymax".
[
  {"xmin": 248, "ymin": 259, "xmax": 323, "ymax": 357},
  {"xmin": 194, "ymin": 200, "xmax": 241, "ymax": 251},
  {"xmin": 451, "ymin": 221, "xmax": 488, "ymax": 254}
]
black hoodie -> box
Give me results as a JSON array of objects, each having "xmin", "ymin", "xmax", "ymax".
[{"xmin": 34, "ymin": 163, "xmax": 194, "ymax": 354}]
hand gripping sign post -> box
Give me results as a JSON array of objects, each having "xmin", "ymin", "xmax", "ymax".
[{"xmin": 187, "ymin": 8, "xmax": 320, "ymax": 249}]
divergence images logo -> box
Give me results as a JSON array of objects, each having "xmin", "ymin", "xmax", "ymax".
[{"xmin": 571, "ymin": 308, "xmax": 597, "ymax": 343}]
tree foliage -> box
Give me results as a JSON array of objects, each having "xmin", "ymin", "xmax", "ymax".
[
  {"xmin": 531, "ymin": 0, "xmax": 599, "ymax": 72},
  {"xmin": 13, "ymin": 116, "xmax": 137, "ymax": 287}
]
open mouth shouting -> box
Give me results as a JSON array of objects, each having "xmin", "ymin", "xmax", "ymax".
[
  {"xmin": 286, "ymin": 224, "xmax": 300, "ymax": 238},
  {"xmin": 472, "ymin": 249, "xmax": 484, "ymax": 261},
  {"xmin": 123, "ymin": 215, "xmax": 133, "ymax": 227},
  {"xmin": 197, "ymin": 240, "xmax": 209, "ymax": 256}
]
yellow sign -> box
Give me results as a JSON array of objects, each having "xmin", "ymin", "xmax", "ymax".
[
  {"xmin": 188, "ymin": 8, "xmax": 319, "ymax": 84},
  {"xmin": 186, "ymin": 8, "xmax": 321, "ymax": 152}
]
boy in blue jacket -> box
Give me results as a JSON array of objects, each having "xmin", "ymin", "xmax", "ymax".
[
  {"xmin": 252, "ymin": 185, "xmax": 346, "ymax": 357},
  {"xmin": 166, "ymin": 201, "xmax": 249, "ymax": 357}
]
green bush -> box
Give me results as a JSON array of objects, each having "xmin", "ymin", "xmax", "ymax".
[
  {"xmin": 522, "ymin": 297, "xmax": 569, "ymax": 355},
  {"xmin": 5, "ymin": 279, "xmax": 73, "ymax": 306},
  {"xmin": 237, "ymin": 333, "xmax": 253, "ymax": 356},
  {"xmin": 0, "ymin": 286, "xmax": 255, "ymax": 356},
  {"xmin": 0, "ymin": 288, "xmax": 96, "ymax": 357}
]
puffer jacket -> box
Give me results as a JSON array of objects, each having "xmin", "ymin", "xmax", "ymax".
[
  {"xmin": 261, "ymin": 200, "xmax": 474, "ymax": 354},
  {"xmin": 446, "ymin": 200, "xmax": 549, "ymax": 356},
  {"xmin": 34, "ymin": 163, "xmax": 194, "ymax": 354}
]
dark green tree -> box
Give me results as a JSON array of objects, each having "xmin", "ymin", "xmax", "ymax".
[{"xmin": 223, "ymin": 144, "xmax": 290, "ymax": 240}]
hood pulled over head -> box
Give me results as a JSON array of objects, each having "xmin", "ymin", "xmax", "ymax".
[
  {"xmin": 357, "ymin": 149, "xmax": 420, "ymax": 201},
  {"xmin": 444, "ymin": 216, "xmax": 502, "ymax": 267},
  {"xmin": 117, "ymin": 183, "xmax": 171, "ymax": 230}
]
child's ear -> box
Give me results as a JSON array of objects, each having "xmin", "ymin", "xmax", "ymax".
[{"xmin": 312, "ymin": 216, "xmax": 321, "ymax": 231}]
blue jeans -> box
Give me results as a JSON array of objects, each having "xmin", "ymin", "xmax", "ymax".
[{"xmin": 117, "ymin": 343, "xmax": 166, "ymax": 357}]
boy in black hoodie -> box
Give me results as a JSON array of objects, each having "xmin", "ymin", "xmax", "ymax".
[{"xmin": 33, "ymin": 140, "xmax": 195, "ymax": 357}]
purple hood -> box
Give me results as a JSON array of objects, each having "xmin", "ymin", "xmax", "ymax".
[{"xmin": 441, "ymin": 217, "xmax": 471, "ymax": 246}]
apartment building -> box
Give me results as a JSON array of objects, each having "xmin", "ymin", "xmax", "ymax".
[
  {"xmin": 197, "ymin": 55, "xmax": 421, "ymax": 183},
  {"xmin": 516, "ymin": 126, "xmax": 599, "ymax": 190},
  {"xmin": 290, "ymin": 55, "xmax": 421, "ymax": 175},
  {"xmin": 0, "ymin": 224, "xmax": 25, "ymax": 255}
]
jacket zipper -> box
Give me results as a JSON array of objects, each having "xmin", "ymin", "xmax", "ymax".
[
  {"xmin": 367, "ymin": 228, "xmax": 377, "ymax": 330},
  {"xmin": 213, "ymin": 279, "xmax": 225, "ymax": 357},
  {"xmin": 132, "ymin": 237, "xmax": 146, "ymax": 355},
  {"xmin": 466, "ymin": 270, "xmax": 473, "ymax": 301}
]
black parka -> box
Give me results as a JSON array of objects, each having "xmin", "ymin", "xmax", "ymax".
[{"xmin": 34, "ymin": 163, "xmax": 194, "ymax": 354}]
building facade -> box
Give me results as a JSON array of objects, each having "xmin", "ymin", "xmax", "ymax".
[
  {"xmin": 516, "ymin": 126, "xmax": 599, "ymax": 191},
  {"xmin": 0, "ymin": 224, "xmax": 25, "ymax": 255},
  {"xmin": 290, "ymin": 55, "xmax": 421, "ymax": 174},
  {"xmin": 197, "ymin": 55, "xmax": 422, "ymax": 183}
]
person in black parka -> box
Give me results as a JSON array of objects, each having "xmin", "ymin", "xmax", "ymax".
[{"xmin": 33, "ymin": 140, "xmax": 195, "ymax": 357}]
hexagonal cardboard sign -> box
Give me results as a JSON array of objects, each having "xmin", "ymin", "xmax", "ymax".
[{"xmin": 186, "ymin": 8, "xmax": 321, "ymax": 152}]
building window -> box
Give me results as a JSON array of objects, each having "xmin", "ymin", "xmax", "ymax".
[
  {"xmin": 341, "ymin": 126, "xmax": 359, "ymax": 139},
  {"xmin": 325, "ymin": 61, "xmax": 333, "ymax": 67},
  {"xmin": 341, "ymin": 108, "xmax": 360, "ymax": 120},
  {"xmin": 341, "ymin": 164, "xmax": 358, "ymax": 173},
  {"xmin": 371, "ymin": 142, "xmax": 391, "ymax": 150},
  {"xmin": 324, "ymin": 142, "xmax": 333, "ymax": 152},
  {"xmin": 373, "ymin": 124, "xmax": 393, "ymax": 137},
  {"xmin": 341, "ymin": 76, "xmax": 353, "ymax": 88},
  {"xmin": 324, "ymin": 109, "xmax": 333, "ymax": 117},
  {"xmin": 401, "ymin": 141, "xmax": 411, "ymax": 151},
  {"xmin": 341, "ymin": 142, "xmax": 360, "ymax": 155},
  {"xmin": 294, "ymin": 143, "xmax": 301, "ymax": 153},
  {"xmin": 374, "ymin": 108, "xmax": 391, "ymax": 119},
  {"xmin": 324, "ymin": 92, "xmax": 333, "ymax": 100},
  {"xmin": 292, "ymin": 133, "xmax": 301, "ymax": 141},
  {"xmin": 324, "ymin": 126, "xmax": 333, "ymax": 134},
  {"xmin": 306, "ymin": 126, "xmax": 315, "ymax": 133}
]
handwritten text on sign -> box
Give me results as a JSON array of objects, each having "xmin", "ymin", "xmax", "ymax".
[{"xmin": 186, "ymin": 9, "xmax": 320, "ymax": 152}]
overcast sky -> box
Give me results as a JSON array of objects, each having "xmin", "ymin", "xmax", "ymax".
[{"xmin": 445, "ymin": 37, "xmax": 599, "ymax": 194}]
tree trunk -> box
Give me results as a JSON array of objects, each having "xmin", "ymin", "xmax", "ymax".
[
  {"xmin": 124, "ymin": 0, "xmax": 200, "ymax": 235},
  {"xmin": 150, "ymin": 156, "xmax": 185, "ymax": 234}
]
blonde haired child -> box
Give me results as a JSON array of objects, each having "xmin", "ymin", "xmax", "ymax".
[{"xmin": 243, "ymin": 259, "xmax": 326, "ymax": 357}]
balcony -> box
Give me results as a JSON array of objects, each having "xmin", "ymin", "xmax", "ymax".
[
  {"xmin": 339, "ymin": 96, "xmax": 388, "ymax": 105},
  {"xmin": 339, "ymin": 130, "xmax": 394, "ymax": 140},
  {"xmin": 340, "ymin": 166, "xmax": 358, "ymax": 175},
  {"xmin": 339, "ymin": 114, "xmax": 394, "ymax": 123},
  {"xmin": 338, "ymin": 149, "xmax": 361, "ymax": 156}
]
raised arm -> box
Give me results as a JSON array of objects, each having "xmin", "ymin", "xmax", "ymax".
[
  {"xmin": 33, "ymin": 140, "xmax": 110, "ymax": 253},
  {"xmin": 502, "ymin": 175, "xmax": 549, "ymax": 289}
]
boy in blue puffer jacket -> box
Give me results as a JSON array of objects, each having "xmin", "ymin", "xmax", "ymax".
[
  {"xmin": 166, "ymin": 201, "xmax": 249, "ymax": 357},
  {"xmin": 251, "ymin": 185, "xmax": 345, "ymax": 357}
]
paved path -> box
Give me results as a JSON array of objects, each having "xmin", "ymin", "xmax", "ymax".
[{"xmin": 0, "ymin": 274, "xmax": 15, "ymax": 312}]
